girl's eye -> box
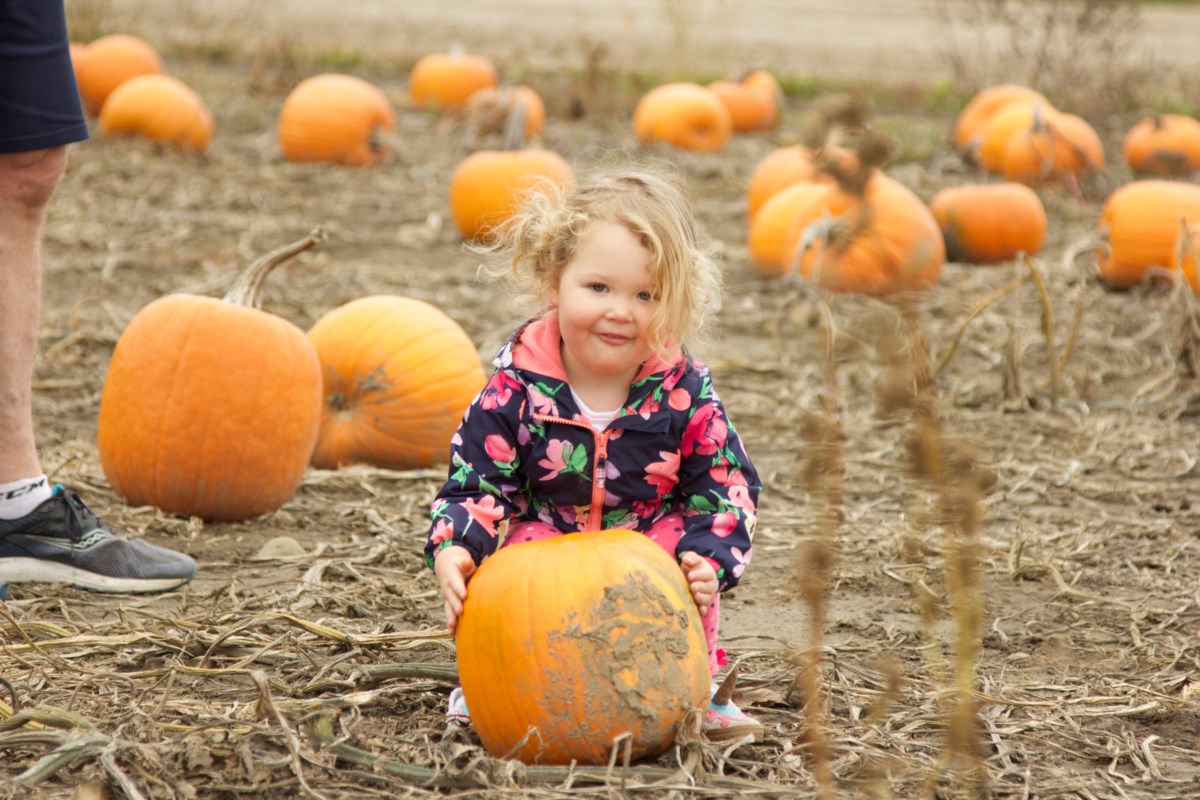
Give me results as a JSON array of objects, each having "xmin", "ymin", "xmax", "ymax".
[
  {"xmin": 589, "ymin": 283, "xmax": 608, "ymax": 293},
  {"xmin": 637, "ymin": 291, "xmax": 656, "ymax": 302}
]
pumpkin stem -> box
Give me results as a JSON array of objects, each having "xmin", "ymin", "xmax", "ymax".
[
  {"xmin": 223, "ymin": 227, "xmax": 326, "ymax": 308},
  {"xmin": 711, "ymin": 665, "xmax": 739, "ymax": 706},
  {"xmin": 501, "ymin": 94, "xmax": 528, "ymax": 151}
]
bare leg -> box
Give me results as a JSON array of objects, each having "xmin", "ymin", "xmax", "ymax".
[{"xmin": 0, "ymin": 146, "xmax": 68, "ymax": 483}]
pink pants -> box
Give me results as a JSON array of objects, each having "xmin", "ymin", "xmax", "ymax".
[{"xmin": 502, "ymin": 513, "xmax": 722, "ymax": 675}]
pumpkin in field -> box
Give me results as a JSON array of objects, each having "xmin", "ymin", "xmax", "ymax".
[
  {"xmin": 792, "ymin": 173, "xmax": 946, "ymax": 295},
  {"xmin": 278, "ymin": 74, "xmax": 396, "ymax": 167},
  {"xmin": 1172, "ymin": 221, "xmax": 1200, "ymax": 291},
  {"xmin": 456, "ymin": 529, "xmax": 711, "ymax": 765},
  {"xmin": 465, "ymin": 84, "xmax": 546, "ymax": 139},
  {"xmin": 409, "ymin": 51, "xmax": 498, "ymax": 110},
  {"xmin": 930, "ymin": 183, "xmax": 1047, "ymax": 264},
  {"xmin": 1097, "ymin": 180, "xmax": 1200, "ymax": 289},
  {"xmin": 747, "ymin": 180, "xmax": 830, "ymax": 277},
  {"xmin": 1123, "ymin": 114, "xmax": 1200, "ymax": 177},
  {"xmin": 98, "ymin": 74, "xmax": 214, "ymax": 153},
  {"xmin": 976, "ymin": 100, "xmax": 1045, "ymax": 175},
  {"xmin": 706, "ymin": 76, "xmax": 776, "ymax": 133},
  {"xmin": 632, "ymin": 83, "xmax": 732, "ymax": 153},
  {"xmin": 306, "ymin": 296, "xmax": 487, "ymax": 470},
  {"xmin": 745, "ymin": 144, "xmax": 858, "ymax": 221},
  {"xmin": 954, "ymin": 84, "xmax": 1047, "ymax": 162},
  {"xmin": 74, "ymin": 33, "xmax": 165, "ymax": 116},
  {"xmin": 449, "ymin": 127, "xmax": 572, "ymax": 241},
  {"xmin": 98, "ymin": 231, "xmax": 324, "ymax": 522},
  {"xmin": 1002, "ymin": 109, "xmax": 1104, "ymax": 184},
  {"xmin": 740, "ymin": 69, "xmax": 784, "ymax": 128}
]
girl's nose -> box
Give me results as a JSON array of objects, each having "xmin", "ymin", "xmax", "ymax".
[{"xmin": 605, "ymin": 297, "xmax": 633, "ymax": 320}]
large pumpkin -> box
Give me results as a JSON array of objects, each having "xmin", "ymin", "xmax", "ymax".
[
  {"xmin": 98, "ymin": 74, "xmax": 214, "ymax": 154},
  {"xmin": 306, "ymin": 296, "xmax": 487, "ymax": 470},
  {"xmin": 97, "ymin": 232, "xmax": 324, "ymax": 522},
  {"xmin": 793, "ymin": 173, "xmax": 946, "ymax": 295},
  {"xmin": 278, "ymin": 74, "xmax": 396, "ymax": 167},
  {"xmin": 632, "ymin": 83, "xmax": 732, "ymax": 153},
  {"xmin": 73, "ymin": 33, "xmax": 165, "ymax": 116},
  {"xmin": 930, "ymin": 183, "xmax": 1047, "ymax": 264},
  {"xmin": 449, "ymin": 147, "xmax": 572, "ymax": 241},
  {"xmin": 1097, "ymin": 180, "xmax": 1200, "ymax": 289},
  {"xmin": 456, "ymin": 529, "xmax": 711, "ymax": 765},
  {"xmin": 1122, "ymin": 114, "xmax": 1200, "ymax": 177}
]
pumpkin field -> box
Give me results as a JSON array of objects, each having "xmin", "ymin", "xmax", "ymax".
[{"xmin": 4, "ymin": 1, "xmax": 1200, "ymax": 798}]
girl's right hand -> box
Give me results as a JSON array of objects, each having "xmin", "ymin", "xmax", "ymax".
[{"xmin": 434, "ymin": 545, "xmax": 476, "ymax": 634}]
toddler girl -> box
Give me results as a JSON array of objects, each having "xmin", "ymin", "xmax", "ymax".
[{"xmin": 424, "ymin": 166, "xmax": 763, "ymax": 742}]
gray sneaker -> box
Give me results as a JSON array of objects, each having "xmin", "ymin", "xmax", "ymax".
[{"xmin": 0, "ymin": 485, "xmax": 197, "ymax": 594}]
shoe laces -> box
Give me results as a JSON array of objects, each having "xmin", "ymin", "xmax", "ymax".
[{"xmin": 54, "ymin": 486, "xmax": 115, "ymax": 544}]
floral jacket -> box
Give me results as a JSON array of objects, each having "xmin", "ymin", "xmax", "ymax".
[{"xmin": 423, "ymin": 310, "xmax": 760, "ymax": 591}]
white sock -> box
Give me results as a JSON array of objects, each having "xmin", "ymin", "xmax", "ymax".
[{"xmin": 0, "ymin": 476, "xmax": 54, "ymax": 520}]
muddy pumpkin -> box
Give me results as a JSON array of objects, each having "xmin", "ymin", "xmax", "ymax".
[
  {"xmin": 456, "ymin": 528, "xmax": 711, "ymax": 765},
  {"xmin": 306, "ymin": 295, "xmax": 487, "ymax": 470}
]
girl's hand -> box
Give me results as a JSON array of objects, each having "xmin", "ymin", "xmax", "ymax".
[
  {"xmin": 679, "ymin": 551, "xmax": 718, "ymax": 616},
  {"xmin": 434, "ymin": 545, "xmax": 476, "ymax": 634}
]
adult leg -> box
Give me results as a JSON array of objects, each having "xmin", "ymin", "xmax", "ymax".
[{"xmin": 0, "ymin": 147, "xmax": 69, "ymax": 483}]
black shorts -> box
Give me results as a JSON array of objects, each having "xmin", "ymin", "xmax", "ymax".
[{"xmin": 0, "ymin": 1, "xmax": 89, "ymax": 153}]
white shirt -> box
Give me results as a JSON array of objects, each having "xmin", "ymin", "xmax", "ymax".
[{"xmin": 570, "ymin": 386, "xmax": 620, "ymax": 430}]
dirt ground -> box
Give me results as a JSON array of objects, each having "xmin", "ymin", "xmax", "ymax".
[{"xmin": 3, "ymin": 2, "xmax": 1200, "ymax": 799}]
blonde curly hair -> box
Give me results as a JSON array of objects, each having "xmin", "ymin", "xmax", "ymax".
[{"xmin": 478, "ymin": 164, "xmax": 723, "ymax": 358}]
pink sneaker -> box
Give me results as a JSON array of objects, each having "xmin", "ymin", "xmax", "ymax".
[
  {"xmin": 446, "ymin": 687, "xmax": 470, "ymax": 726},
  {"xmin": 702, "ymin": 698, "xmax": 764, "ymax": 742}
]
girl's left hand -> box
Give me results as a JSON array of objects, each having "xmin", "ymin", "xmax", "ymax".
[{"xmin": 679, "ymin": 551, "xmax": 718, "ymax": 616}]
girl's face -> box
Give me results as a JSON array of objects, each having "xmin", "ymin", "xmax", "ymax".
[{"xmin": 548, "ymin": 221, "xmax": 658, "ymax": 393}]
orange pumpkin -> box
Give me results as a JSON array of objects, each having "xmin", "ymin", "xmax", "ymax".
[
  {"xmin": 1098, "ymin": 180, "xmax": 1200, "ymax": 289},
  {"xmin": 306, "ymin": 296, "xmax": 487, "ymax": 470},
  {"xmin": 449, "ymin": 147, "xmax": 572, "ymax": 241},
  {"xmin": 456, "ymin": 529, "xmax": 711, "ymax": 765},
  {"xmin": 98, "ymin": 74, "xmax": 214, "ymax": 154},
  {"xmin": 1123, "ymin": 114, "xmax": 1200, "ymax": 177},
  {"xmin": 74, "ymin": 33, "xmax": 165, "ymax": 116},
  {"xmin": 930, "ymin": 183, "xmax": 1047, "ymax": 264},
  {"xmin": 793, "ymin": 173, "xmax": 946, "ymax": 295},
  {"xmin": 740, "ymin": 69, "xmax": 784, "ymax": 128},
  {"xmin": 746, "ymin": 144, "xmax": 857, "ymax": 221},
  {"xmin": 747, "ymin": 180, "xmax": 831, "ymax": 277},
  {"xmin": 1172, "ymin": 222, "xmax": 1200, "ymax": 291},
  {"xmin": 976, "ymin": 100, "xmax": 1044, "ymax": 175},
  {"xmin": 954, "ymin": 84, "xmax": 1048, "ymax": 161},
  {"xmin": 632, "ymin": 83, "xmax": 732, "ymax": 153},
  {"xmin": 278, "ymin": 74, "xmax": 396, "ymax": 167},
  {"xmin": 98, "ymin": 232, "xmax": 324, "ymax": 522},
  {"xmin": 706, "ymin": 79, "xmax": 775, "ymax": 133},
  {"xmin": 465, "ymin": 85, "xmax": 547, "ymax": 139},
  {"xmin": 409, "ymin": 51, "xmax": 498, "ymax": 110},
  {"xmin": 1001, "ymin": 108, "xmax": 1103, "ymax": 184},
  {"xmin": 950, "ymin": 85, "xmax": 1046, "ymax": 159}
]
